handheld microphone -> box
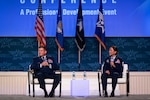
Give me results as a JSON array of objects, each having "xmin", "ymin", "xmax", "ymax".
[{"xmin": 110, "ymin": 57, "xmax": 115, "ymax": 68}]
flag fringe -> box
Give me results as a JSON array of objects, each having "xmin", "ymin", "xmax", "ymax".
[
  {"xmin": 36, "ymin": 35, "xmax": 46, "ymax": 47},
  {"xmin": 55, "ymin": 38, "xmax": 64, "ymax": 51},
  {"xmin": 75, "ymin": 39, "xmax": 85, "ymax": 52},
  {"xmin": 94, "ymin": 34, "xmax": 106, "ymax": 50}
]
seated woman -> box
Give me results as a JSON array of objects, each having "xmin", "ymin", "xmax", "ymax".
[{"xmin": 101, "ymin": 46, "xmax": 123, "ymax": 97}]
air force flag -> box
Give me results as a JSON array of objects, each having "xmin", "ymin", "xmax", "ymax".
[{"xmin": 55, "ymin": 0, "xmax": 64, "ymax": 51}]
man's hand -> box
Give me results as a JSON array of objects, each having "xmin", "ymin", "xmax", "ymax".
[
  {"xmin": 105, "ymin": 70, "xmax": 110, "ymax": 75},
  {"xmin": 41, "ymin": 61, "xmax": 49, "ymax": 67}
]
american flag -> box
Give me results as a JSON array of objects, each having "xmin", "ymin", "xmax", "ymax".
[
  {"xmin": 75, "ymin": 0, "xmax": 85, "ymax": 51},
  {"xmin": 94, "ymin": 0, "xmax": 106, "ymax": 50},
  {"xmin": 35, "ymin": 0, "xmax": 46, "ymax": 47},
  {"xmin": 55, "ymin": 0, "xmax": 64, "ymax": 51}
]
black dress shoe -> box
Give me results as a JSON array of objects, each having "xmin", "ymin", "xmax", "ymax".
[
  {"xmin": 104, "ymin": 91, "xmax": 108, "ymax": 97},
  {"xmin": 49, "ymin": 91, "xmax": 55, "ymax": 97},
  {"xmin": 43, "ymin": 89, "xmax": 48, "ymax": 97},
  {"xmin": 44, "ymin": 94, "xmax": 49, "ymax": 98},
  {"xmin": 110, "ymin": 92, "xmax": 115, "ymax": 97}
]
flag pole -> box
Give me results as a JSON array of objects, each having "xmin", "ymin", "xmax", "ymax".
[
  {"xmin": 99, "ymin": 43, "xmax": 101, "ymax": 64},
  {"xmin": 78, "ymin": 49, "xmax": 81, "ymax": 70},
  {"xmin": 38, "ymin": 42, "xmax": 40, "ymax": 56},
  {"xmin": 99, "ymin": 0, "xmax": 102, "ymax": 64},
  {"xmin": 58, "ymin": 48, "xmax": 61, "ymax": 64}
]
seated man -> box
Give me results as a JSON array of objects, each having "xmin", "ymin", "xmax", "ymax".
[
  {"xmin": 31, "ymin": 46, "xmax": 60, "ymax": 97},
  {"xmin": 101, "ymin": 46, "xmax": 123, "ymax": 97}
]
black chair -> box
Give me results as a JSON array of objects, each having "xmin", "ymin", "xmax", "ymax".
[
  {"xmin": 28, "ymin": 65, "xmax": 62, "ymax": 97},
  {"xmin": 98, "ymin": 63, "xmax": 129, "ymax": 96}
]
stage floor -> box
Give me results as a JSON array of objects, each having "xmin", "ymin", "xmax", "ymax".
[{"xmin": 0, "ymin": 95, "xmax": 150, "ymax": 100}]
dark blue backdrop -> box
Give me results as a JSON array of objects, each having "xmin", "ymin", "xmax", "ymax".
[{"xmin": 0, "ymin": 37, "xmax": 150, "ymax": 71}]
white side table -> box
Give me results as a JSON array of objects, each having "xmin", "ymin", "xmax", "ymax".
[{"xmin": 71, "ymin": 80, "xmax": 89, "ymax": 97}]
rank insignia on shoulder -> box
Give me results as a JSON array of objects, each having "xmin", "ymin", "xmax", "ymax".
[
  {"xmin": 115, "ymin": 59, "xmax": 120, "ymax": 64},
  {"xmin": 106, "ymin": 59, "xmax": 109, "ymax": 63}
]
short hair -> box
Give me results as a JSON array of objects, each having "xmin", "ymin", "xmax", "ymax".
[
  {"xmin": 38, "ymin": 46, "xmax": 47, "ymax": 51},
  {"xmin": 110, "ymin": 46, "xmax": 118, "ymax": 54}
]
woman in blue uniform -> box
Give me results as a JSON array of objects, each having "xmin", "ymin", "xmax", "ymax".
[{"xmin": 101, "ymin": 46, "xmax": 123, "ymax": 97}]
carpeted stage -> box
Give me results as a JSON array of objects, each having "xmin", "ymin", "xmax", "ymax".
[{"xmin": 0, "ymin": 95, "xmax": 150, "ymax": 100}]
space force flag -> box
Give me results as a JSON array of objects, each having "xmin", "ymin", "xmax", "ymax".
[{"xmin": 94, "ymin": 0, "xmax": 106, "ymax": 50}]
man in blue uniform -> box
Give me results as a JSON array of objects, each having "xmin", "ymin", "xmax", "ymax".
[
  {"xmin": 31, "ymin": 46, "xmax": 60, "ymax": 97},
  {"xmin": 101, "ymin": 46, "xmax": 123, "ymax": 97}
]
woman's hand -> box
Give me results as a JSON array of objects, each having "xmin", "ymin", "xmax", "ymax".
[{"xmin": 105, "ymin": 70, "xmax": 110, "ymax": 75}]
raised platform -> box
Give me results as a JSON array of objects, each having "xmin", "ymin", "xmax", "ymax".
[{"xmin": 0, "ymin": 72, "xmax": 150, "ymax": 95}]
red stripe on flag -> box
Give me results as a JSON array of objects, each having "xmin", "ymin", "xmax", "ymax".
[{"xmin": 35, "ymin": 16, "xmax": 46, "ymax": 47}]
